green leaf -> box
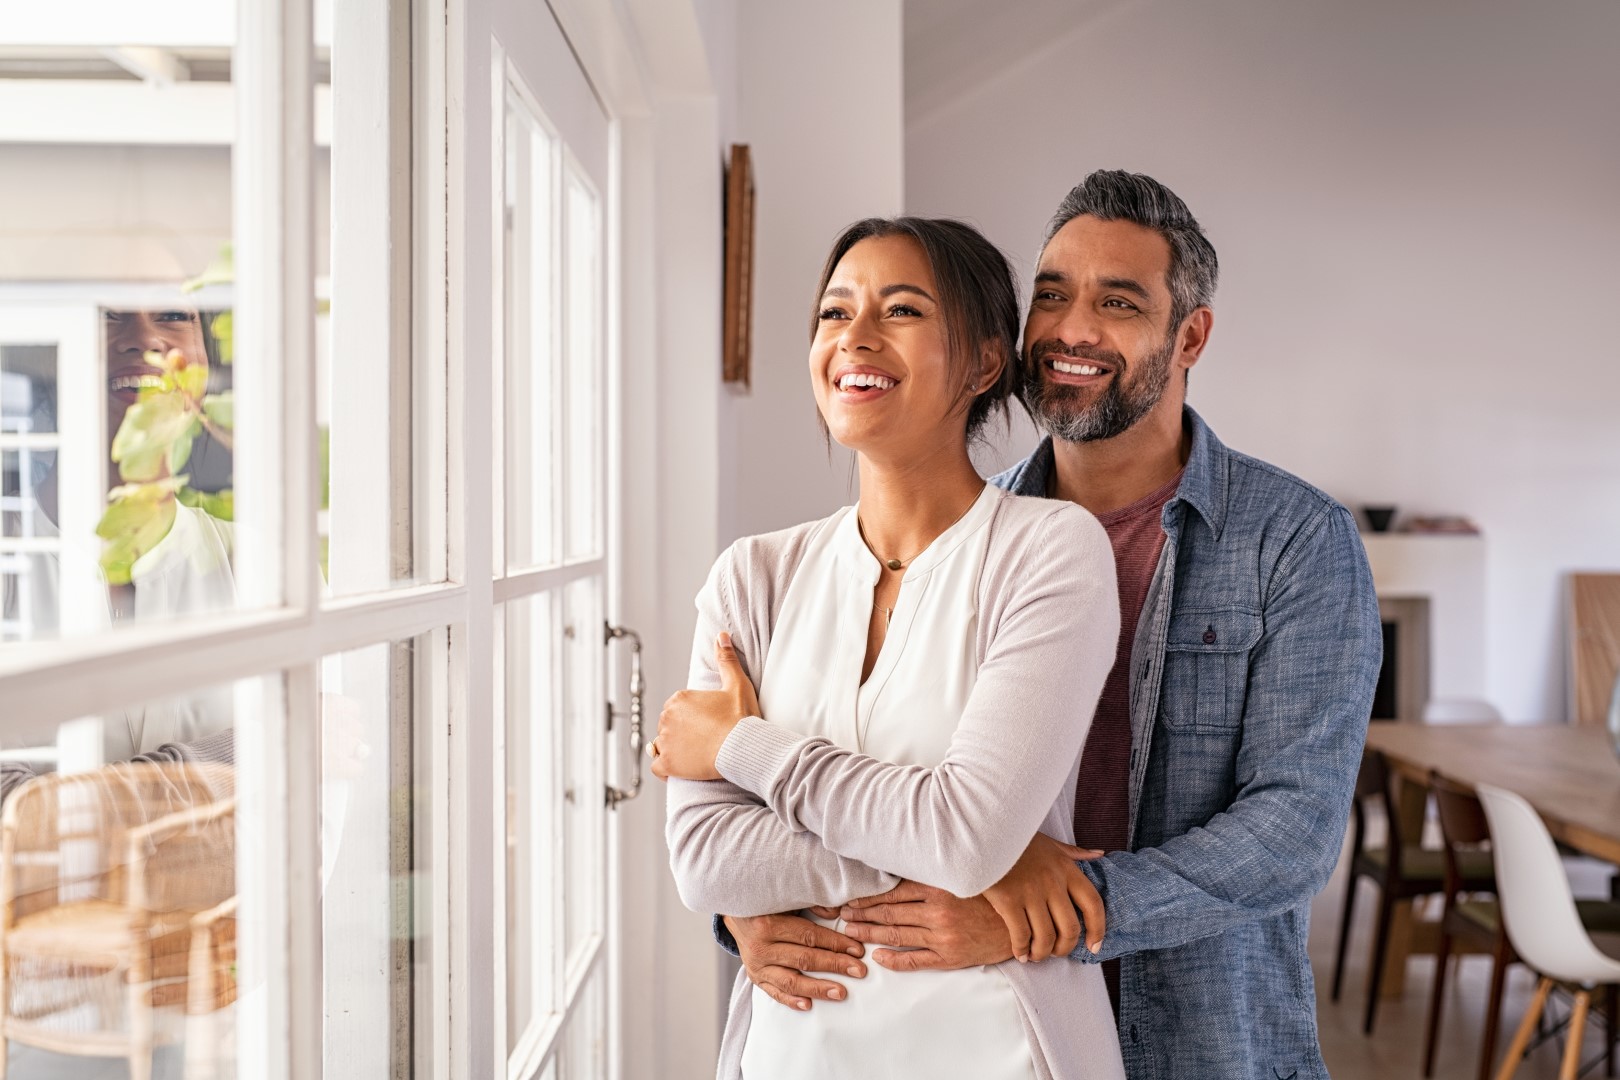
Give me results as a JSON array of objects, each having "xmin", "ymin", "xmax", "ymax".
[
  {"xmin": 96, "ymin": 483, "xmax": 179, "ymax": 585},
  {"xmin": 177, "ymin": 485, "xmax": 235, "ymax": 522},
  {"xmin": 112, "ymin": 394, "xmax": 194, "ymax": 482},
  {"xmin": 202, "ymin": 392, "xmax": 234, "ymax": 430},
  {"xmin": 182, "ymin": 243, "xmax": 235, "ymax": 294},
  {"xmin": 210, "ymin": 311, "xmax": 234, "ymax": 364},
  {"xmin": 168, "ymin": 419, "xmax": 201, "ymax": 474},
  {"xmin": 197, "ymin": 488, "xmax": 234, "ymax": 521},
  {"xmin": 177, "ymin": 355, "xmax": 209, "ymax": 400},
  {"xmin": 319, "ymin": 425, "xmax": 331, "ymax": 511}
]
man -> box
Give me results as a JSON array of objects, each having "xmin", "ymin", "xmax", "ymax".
[{"xmin": 720, "ymin": 170, "xmax": 1382, "ymax": 1079}]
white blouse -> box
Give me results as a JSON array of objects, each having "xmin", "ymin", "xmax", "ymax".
[{"xmin": 739, "ymin": 483, "xmax": 1036, "ymax": 1080}]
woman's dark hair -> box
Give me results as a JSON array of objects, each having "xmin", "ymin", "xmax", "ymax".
[{"xmin": 810, "ymin": 217, "xmax": 1019, "ymax": 442}]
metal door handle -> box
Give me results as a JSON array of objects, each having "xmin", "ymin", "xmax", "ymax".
[{"xmin": 604, "ymin": 622, "xmax": 645, "ymax": 809}]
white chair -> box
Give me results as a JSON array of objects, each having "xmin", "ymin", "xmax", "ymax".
[{"xmin": 1476, "ymin": 783, "xmax": 1620, "ymax": 1079}]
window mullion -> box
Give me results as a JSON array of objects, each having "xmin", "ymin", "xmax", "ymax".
[{"xmin": 234, "ymin": 0, "xmax": 319, "ymax": 1077}]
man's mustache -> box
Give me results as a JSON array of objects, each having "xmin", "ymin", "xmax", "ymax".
[{"xmin": 1026, "ymin": 340, "xmax": 1127, "ymax": 371}]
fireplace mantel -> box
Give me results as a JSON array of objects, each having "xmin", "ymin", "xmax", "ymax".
[{"xmin": 1360, "ymin": 533, "xmax": 1486, "ymax": 709}]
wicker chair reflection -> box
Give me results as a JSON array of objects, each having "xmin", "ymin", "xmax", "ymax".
[{"xmin": 0, "ymin": 762, "xmax": 236, "ymax": 1080}]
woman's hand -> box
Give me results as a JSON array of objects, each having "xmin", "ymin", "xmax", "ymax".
[
  {"xmin": 650, "ymin": 633, "xmax": 762, "ymax": 781},
  {"xmin": 982, "ymin": 833, "xmax": 1106, "ymax": 963}
]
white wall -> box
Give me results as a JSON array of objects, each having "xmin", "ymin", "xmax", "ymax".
[
  {"xmin": 719, "ymin": 1, "xmax": 905, "ymax": 543},
  {"xmin": 0, "ymin": 143, "xmax": 332, "ymax": 282},
  {"xmin": 905, "ymin": 0, "xmax": 1620, "ymax": 722}
]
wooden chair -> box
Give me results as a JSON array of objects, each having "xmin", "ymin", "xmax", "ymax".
[
  {"xmin": 1332, "ymin": 749, "xmax": 1496, "ymax": 1035},
  {"xmin": 0, "ymin": 761, "xmax": 236, "ymax": 1080},
  {"xmin": 1424, "ymin": 772, "xmax": 1620, "ymax": 1080}
]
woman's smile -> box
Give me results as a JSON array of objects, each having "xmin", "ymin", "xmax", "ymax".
[{"xmin": 831, "ymin": 364, "xmax": 901, "ymax": 403}]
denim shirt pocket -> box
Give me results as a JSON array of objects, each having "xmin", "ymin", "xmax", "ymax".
[{"xmin": 1160, "ymin": 608, "xmax": 1264, "ymax": 733}]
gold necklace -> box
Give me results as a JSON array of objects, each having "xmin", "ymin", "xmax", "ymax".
[{"xmin": 857, "ymin": 493, "xmax": 981, "ymax": 572}]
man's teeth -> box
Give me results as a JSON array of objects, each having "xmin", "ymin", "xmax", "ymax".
[
  {"xmin": 109, "ymin": 374, "xmax": 165, "ymax": 392},
  {"xmin": 1050, "ymin": 359, "xmax": 1106, "ymax": 377},
  {"xmin": 838, "ymin": 372, "xmax": 896, "ymax": 391}
]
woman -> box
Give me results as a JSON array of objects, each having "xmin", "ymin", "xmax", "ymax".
[{"xmin": 654, "ymin": 218, "xmax": 1124, "ymax": 1079}]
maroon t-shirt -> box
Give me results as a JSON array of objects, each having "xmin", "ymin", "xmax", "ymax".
[{"xmin": 1072, "ymin": 469, "xmax": 1182, "ymax": 1011}]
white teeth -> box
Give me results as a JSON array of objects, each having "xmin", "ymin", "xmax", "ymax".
[
  {"xmin": 109, "ymin": 375, "xmax": 165, "ymax": 391},
  {"xmin": 1051, "ymin": 359, "xmax": 1105, "ymax": 376},
  {"xmin": 838, "ymin": 372, "xmax": 896, "ymax": 391}
]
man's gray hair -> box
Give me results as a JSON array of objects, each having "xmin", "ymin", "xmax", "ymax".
[{"xmin": 1045, "ymin": 170, "xmax": 1219, "ymax": 328}]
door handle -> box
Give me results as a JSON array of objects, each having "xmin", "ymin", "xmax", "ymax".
[{"xmin": 604, "ymin": 622, "xmax": 645, "ymax": 809}]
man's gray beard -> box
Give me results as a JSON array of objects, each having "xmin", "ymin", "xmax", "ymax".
[{"xmin": 1023, "ymin": 333, "xmax": 1176, "ymax": 444}]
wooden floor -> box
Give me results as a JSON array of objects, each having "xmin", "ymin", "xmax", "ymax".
[{"xmin": 1311, "ymin": 828, "xmax": 1618, "ymax": 1080}]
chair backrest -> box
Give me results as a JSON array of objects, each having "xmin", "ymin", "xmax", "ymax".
[
  {"xmin": 1, "ymin": 761, "xmax": 234, "ymax": 923},
  {"xmin": 1429, "ymin": 771, "xmax": 1489, "ymax": 895},
  {"xmin": 1475, "ymin": 783, "xmax": 1620, "ymax": 985},
  {"xmin": 1354, "ymin": 749, "xmax": 1421, "ymax": 870}
]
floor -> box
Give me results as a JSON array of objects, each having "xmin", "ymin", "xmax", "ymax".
[{"xmin": 1311, "ymin": 827, "xmax": 1618, "ymax": 1080}]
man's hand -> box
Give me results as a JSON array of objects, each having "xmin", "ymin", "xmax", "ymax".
[
  {"xmin": 725, "ymin": 912, "xmax": 867, "ymax": 1012},
  {"xmin": 837, "ymin": 881, "xmax": 1015, "ymax": 972},
  {"xmin": 838, "ymin": 834, "xmax": 1107, "ymax": 970}
]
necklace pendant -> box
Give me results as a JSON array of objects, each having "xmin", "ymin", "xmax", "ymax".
[{"xmin": 885, "ymin": 558, "xmax": 903, "ymax": 571}]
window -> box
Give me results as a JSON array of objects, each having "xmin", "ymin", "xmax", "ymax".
[
  {"xmin": 497, "ymin": 38, "xmax": 617, "ymax": 1077},
  {"xmin": 0, "ymin": 2, "xmax": 451, "ymax": 1077}
]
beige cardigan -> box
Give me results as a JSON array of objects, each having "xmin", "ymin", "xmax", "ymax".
[{"xmin": 666, "ymin": 487, "xmax": 1125, "ymax": 1080}]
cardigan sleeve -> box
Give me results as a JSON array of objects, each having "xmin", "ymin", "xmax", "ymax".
[
  {"xmin": 664, "ymin": 544, "xmax": 900, "ymax": 915},
  {"xmin": 714, "ymin": 504, "xmax": 1119, "ymax": 898}
]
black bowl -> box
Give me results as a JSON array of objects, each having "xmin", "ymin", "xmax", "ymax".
[{"xmin": 1362, "ymin": 505, "xmax": 1397, "ymax": 533}]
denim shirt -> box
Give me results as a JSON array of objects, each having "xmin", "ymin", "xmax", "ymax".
[{"xmin": 992, "ymin": 407, "xmax": 1381, "ymax": 1080}]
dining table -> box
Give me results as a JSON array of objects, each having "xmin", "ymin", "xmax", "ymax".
[{"xmin": 1360, "ymin": 721, "xmax": 1620, "ymax": 997}]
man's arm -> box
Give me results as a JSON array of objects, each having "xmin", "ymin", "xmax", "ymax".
[{"xmin": 842, "ymin": 504, "xmax": 1379, "ymax": 968}]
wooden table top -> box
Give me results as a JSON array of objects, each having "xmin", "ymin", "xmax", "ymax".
[{"xmin": 1365, "ymin": 722, "xmax": 1620, "ymax": 864}]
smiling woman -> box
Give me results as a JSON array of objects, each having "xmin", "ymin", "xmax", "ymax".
[{"xmin": 658, "ymin": 216, "xmax": 1126, "ymax": 1080}]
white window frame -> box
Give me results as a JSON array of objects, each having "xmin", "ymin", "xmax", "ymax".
[{"xmin": 0, "ymin": 0, "xmax": 457, "ymax": 1077}]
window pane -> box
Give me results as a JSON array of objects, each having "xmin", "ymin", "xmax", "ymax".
[
  {"xmin": 2, "ymin": 344, "xmax": 58, "ymax": 434},
  {"xmin": 563, "ymin": 173, "xmax": 602, "ymax": 563},
  {"xmin": 319, "ymin": 0, "xmax": 425, "ymax": 599},
  {"xmin": 504, "ymin": 591, "xmax": 558, "ymax": 1055},
  {"xmin": 556, "ymin": 971, "xmax": 605, "ymax": 1080},
  {"xmin": 320, "ymin": 633, "xmax": 433, "ymax": 1074},
  {"xmin": 0, "ymin": 12, "xmax": 244, "ymax": 647},
  {"xmin": 502, "ymin": 89, "xmax": 559, "ymax": 572},
  {"xmin": 503, "ymin": 580, "xmax": 607, "ymax": 1065},
  {"xmin": 561, "ymin": 576, "xmax": 603, "ymax": 967},
  {"xmin": 0, "ymin": 674, "xmax": 271, "ymax": 1080}
]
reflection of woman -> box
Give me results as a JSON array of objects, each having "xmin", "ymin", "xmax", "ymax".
[
  {"xmin": 655, "ymin": 219, "xmax": 1124, "ymax": 1078},
  {"xmin": 0, "ymin": 307, "xmax": 235, "ymax": 795}
]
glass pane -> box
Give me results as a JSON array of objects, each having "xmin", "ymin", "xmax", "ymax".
[
  {"xmin": 320, "ymin": 634, "xmax": 432, "ymax": 1075},
  {"xmin": 562, "ymin": 576, "xmax": 603, "ymax": 966},
  {"xmin": 319, "ymin": 1, "xmax": 422, "ymax": 599},
  {"xmin": 556, "ymin": 971, "xmax": 605, "ymax": 1080},
  {"xmin": 1, "ymin": 344, "xmax": 58, "ymax": 434},
  {"xmin": 504, "ymin": 591, "xmax": 558, "ymax": 1055},
  {"xmin": 502, "ymin": 90, "xmax": 559, "ymax": 572},
  {"xmin": 0, "ymin": 12, "xmax": 244, "ymax": 647},
  {"xmin": 0, "ymin": 674, "xmax": 271, "ymax": 1080},
  {"xmin": 563, "ymin": 173, "xmax": 601, "ymax": 562}
]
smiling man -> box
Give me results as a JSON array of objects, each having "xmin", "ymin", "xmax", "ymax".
[{"xmin": 720, "ymin": 171, "xmax": 1384, "ymax": 1079}]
